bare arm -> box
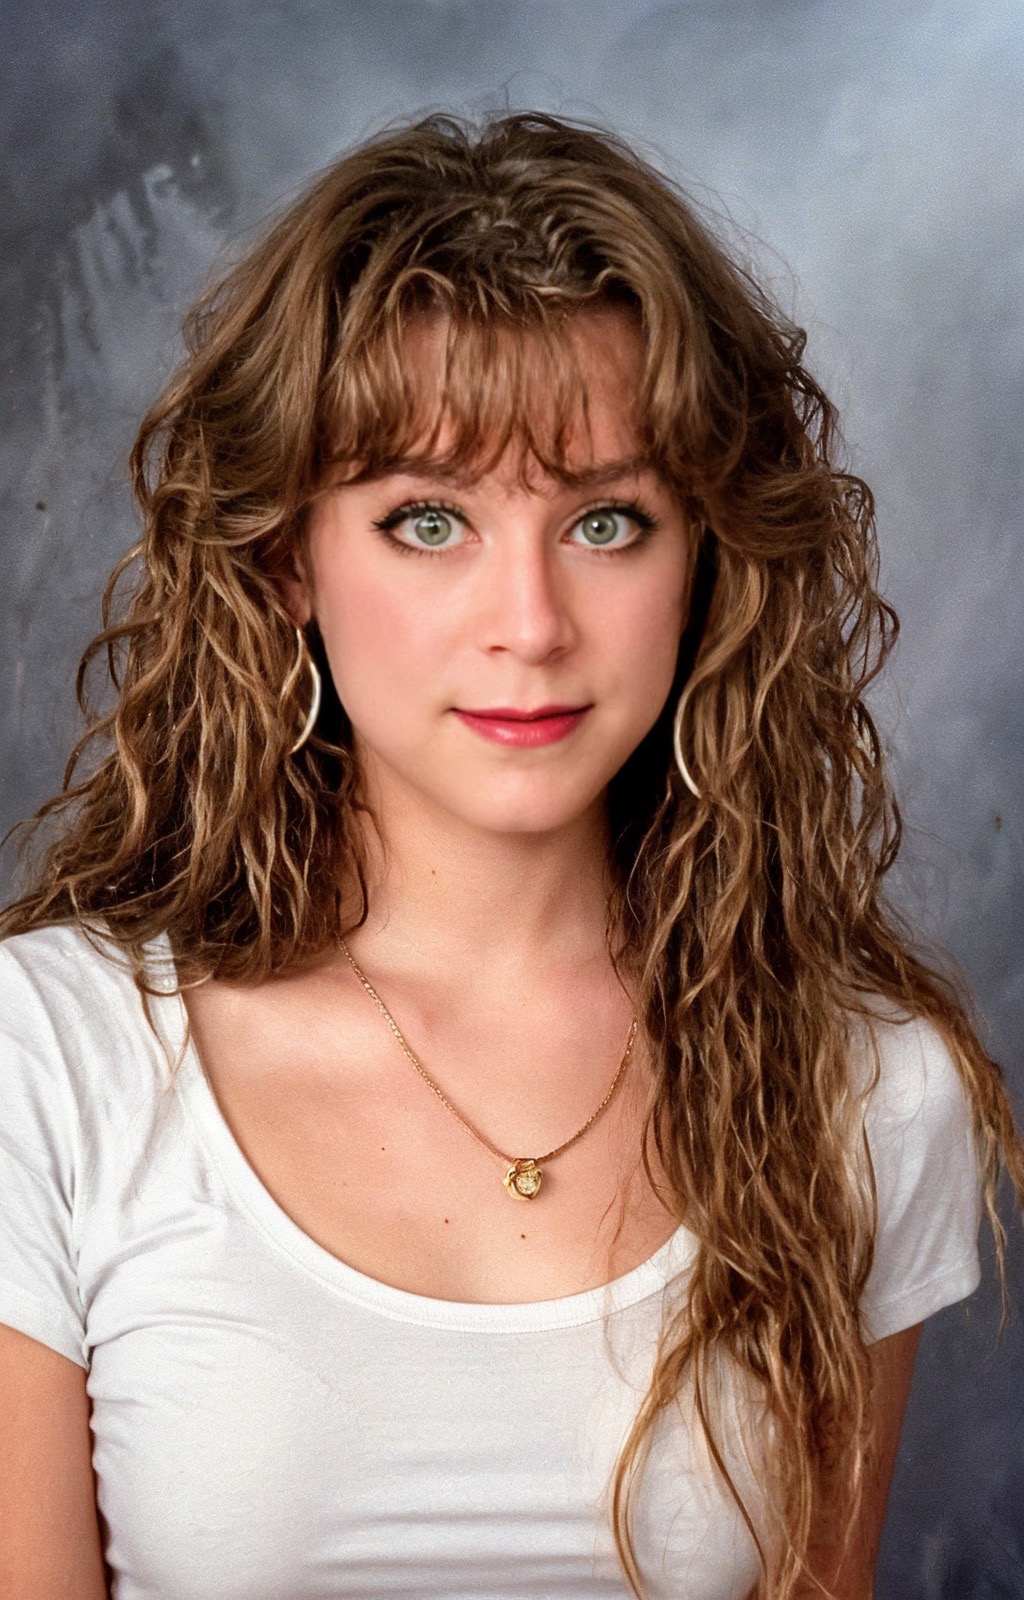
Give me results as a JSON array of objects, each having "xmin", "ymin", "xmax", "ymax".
[
  {"xmin": 800, "ymin": 1321, "xmax": 922, "ymax": 1600},
  {"xmin": 0, "ymin": 1323, "xmax": 109, "ymax": 1600},
  {"xmin": 744, "ymin": 1321, "xmax": 923, "ymax": 1600}
]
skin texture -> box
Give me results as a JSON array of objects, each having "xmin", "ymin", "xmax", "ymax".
[
  {"xmin": 281, "ymin": 307, "xmax": 695, "ymax": 981},
  {"xmin": 0, "ymin": 1324, "xmax": 109, "ymax": 1599},
  {"xmin": 0, "ymin": 1320, "xmax": 921, "ymax": 1599},
  {"xmin": 175, "ymin": 307, "xmax": 698, "ymax": 1308},
  {"xmin": 803, "ymin": 1321, "xmax": 923, "ymax": 1598},
  {"xmin": 0, "ymin": 306, "xmax": 923, "ymax": 1596}
]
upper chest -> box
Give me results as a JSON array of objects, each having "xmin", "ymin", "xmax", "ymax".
[{"xmin": 179, "ymin": 955, "xmax": 679, "ymax": 1303}]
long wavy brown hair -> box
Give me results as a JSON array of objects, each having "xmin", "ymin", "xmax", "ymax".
[{"xmin": 3, "ymin": 111, "xmax": 1022, "ymax": 1598}]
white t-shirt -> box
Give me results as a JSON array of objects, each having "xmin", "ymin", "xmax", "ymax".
[{"xmin": 0, "ymin": 924, "xmax": 982, "ymax": 1600}]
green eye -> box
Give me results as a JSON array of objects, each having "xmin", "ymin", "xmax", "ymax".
[
  {"xmin": 578, "ymin": 510, "xmax": 624, "ymax": 546},
  {"xmin": 413, "ymin": 509, "xmax": 454, "ymax": 546}
]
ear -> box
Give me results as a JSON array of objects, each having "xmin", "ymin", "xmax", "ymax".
[{"xmin": 271, "ymin": 540, "xmax": 315, "ymax": 629}]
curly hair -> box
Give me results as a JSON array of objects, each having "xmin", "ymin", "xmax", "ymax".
[{"xmin": 3, "ymin": 110, "xmax": 1022, "ymax": 1599}]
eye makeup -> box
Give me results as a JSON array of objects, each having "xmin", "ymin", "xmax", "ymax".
[
  {"xmin": 371, "ymin": 500, "xmax": 468, "ymax": 558},
  {"xmin": 370, "ymin": 498, "xmax": 661, "ymax": 559}
]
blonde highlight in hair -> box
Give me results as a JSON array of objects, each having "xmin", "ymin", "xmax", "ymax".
[{"xmin": 3, "ymin": 111, "xmax": 1022, "ymax": 1598}]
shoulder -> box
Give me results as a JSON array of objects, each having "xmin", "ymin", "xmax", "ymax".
[
  {"xmin": 0, "ymin": 922, "xmax": 178, "ymax": 1158},
  {"xmin": 850, "ymin": 1003, "xmax": 974, "ymax": 1153},
  {"xmin": 0, "ymin": 921, "xmax": 174, "ymax": 1044},
  {"xmin": 848, "ymin": 1003, "xmax": 984, "ymax": 1341},
  {"xmin": 0, "ymin": 920, "xmax": 141, "ymax": 1008}
]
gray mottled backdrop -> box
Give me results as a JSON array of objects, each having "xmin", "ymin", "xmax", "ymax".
[{"xmin": 1, "ymin": 2, "xmax": 1021, "ymax": 1593}]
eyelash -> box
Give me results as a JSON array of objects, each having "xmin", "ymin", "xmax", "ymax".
[{"xmin": 370, "ymin": 498, "xmax": 660, "ymax": 559}]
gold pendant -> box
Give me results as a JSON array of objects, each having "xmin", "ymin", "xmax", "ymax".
[{"xmin": 503, "ymin": 1158, "xmax": 543, "ymax": 1199}]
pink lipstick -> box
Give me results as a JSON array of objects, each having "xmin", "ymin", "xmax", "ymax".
[{"xmin": 452, "ymin": 704, "xmax": 591, "ymax": 747}]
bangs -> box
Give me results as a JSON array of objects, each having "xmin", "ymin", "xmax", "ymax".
[{"xmin": 316, "ymin": 293, "xmax": 673, "ymax": 490}]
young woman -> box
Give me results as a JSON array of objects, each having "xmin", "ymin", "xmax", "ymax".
[{"xmin": 0, "ymin": 111, "xmax": 1020, "ymax": 1600}]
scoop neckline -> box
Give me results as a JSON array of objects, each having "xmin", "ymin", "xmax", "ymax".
[{"xmin": 147, "ymin": 932, "xmax": 697, "ymax": 1333}]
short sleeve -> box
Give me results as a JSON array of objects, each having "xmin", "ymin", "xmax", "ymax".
[
  {"xmin": 858, "ymin": 1012, "xmax": 984, "ymax": 1344},
  {"xmin": 0, "ymin": 942, "xmax": 88, "ymax": 1368}
]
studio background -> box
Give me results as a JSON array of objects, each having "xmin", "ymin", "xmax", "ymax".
[{"xmin": 1, "ymin": 3, "xmax": 1021, "ymax": 1594}]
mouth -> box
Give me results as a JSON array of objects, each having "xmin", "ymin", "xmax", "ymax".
[
  {"xmin": 453, "ymin": 704, "xmax": 591, "ymax": 721},
  {"xmin": 451, "ymin": 704, "xmax": 592, "ymax": 747}
]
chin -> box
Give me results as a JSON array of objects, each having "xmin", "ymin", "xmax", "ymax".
[{"xmin": 437, "ymin": 780, "xmax": 607, "ymax": 837}]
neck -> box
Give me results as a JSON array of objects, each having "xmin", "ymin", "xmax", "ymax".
[{"xmin": 340, "ymin": 756, "xmax": 622, "ymax": 994}]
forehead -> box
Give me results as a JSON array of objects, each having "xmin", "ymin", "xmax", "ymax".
[
  {"xmin": 324, "ymin": 300, "xmax": 657, "ymax": 490},
  {"xmin": 402, "ymin": 303, "xmax": 644, "ymax": 387}
]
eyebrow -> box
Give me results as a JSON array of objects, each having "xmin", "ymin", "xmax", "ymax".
[{"xmin": 358, "ymin": 453, "xmax": 655, "ymax": 491}]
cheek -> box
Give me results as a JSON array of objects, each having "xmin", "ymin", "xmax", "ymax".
[
  {"xmin": 315, "ymin": 566, "xmax": 451, "ymax": 707},
  {"xmin": 602, "ymin": 572, "xmax": 688, "ymax": 697}
]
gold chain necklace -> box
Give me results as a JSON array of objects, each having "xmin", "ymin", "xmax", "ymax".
[{"xmin": 338, "ymin": 939, "xmax": 638, "ymax": 1200}]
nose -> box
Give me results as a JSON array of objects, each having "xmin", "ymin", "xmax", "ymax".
[{"xmin": 475, "ymin": 522, "xmax": 576, "ymax": 663}]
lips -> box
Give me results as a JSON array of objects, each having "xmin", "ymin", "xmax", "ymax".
[
  {"xmin": 452, "ymin": 705, "xmax": 592, "ymax": 747},
  {"xmin": 454, "ymin": 704, "xmax": 589, "ymax": 720}
]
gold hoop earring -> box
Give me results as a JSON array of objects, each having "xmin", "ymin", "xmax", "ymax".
[
  {"xmin": 286, "ymin": 625, "xmax": 322, "ymax": 755},
  {"xmin": 672, "ymin": 683, "xmax": 702, "ymax": 800}
]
